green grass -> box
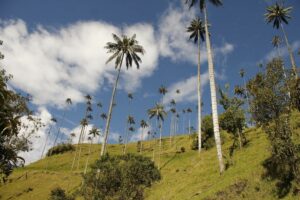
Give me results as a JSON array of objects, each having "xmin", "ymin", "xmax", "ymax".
[{"xmin": 1, "ymin": 111, "xmax": 300, "ymax": 200}]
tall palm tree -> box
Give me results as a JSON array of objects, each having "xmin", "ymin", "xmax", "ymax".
[
  {"xmin": 84, "ymin": 127, "xmax": 100, "ymax": 174},
  {"xmin": 140, "ymin": 120, "xmax": 148, "ymax": 153},
  {"xmin": 48, "ymin": 98, "xmax": 72, "ymax": 158},
  {"xmin": 40, "ymin": 117, "xmax": 57, "ymax": 159},
  {"xmin": 272, "ymin": 35, "xmax": 282, "ymax": 56},
  {"xmin": 148, "ymin": 104, "xmax": 167, "ymax": 168},
  {"xmin": 265, "ymin": 3, "xmax": 297, "ymax": 78},
  {"xmin": 101, "ymin": 33, "xmax": 145, "ymax": 157},
  {"xmin": 124, "ymin": 115, "xmax": 135, "ymax": 154},
  {"xmin": 169, "ymin": 100, "xmax": 176, "ymax": 146},
  {"xmin": 186, "ymin": 0, "xmax": 225, "ymax": 173},
  {"xmin": 187, "ymin": 16, "xmax": 205, "ymax": 152},
  {"xmin": 159, "ymin": 85, "xmax": 168, "ymax": 104}
]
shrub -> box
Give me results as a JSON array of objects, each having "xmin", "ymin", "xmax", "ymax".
[
  {"xmin": 49, "ymin": 187, "xmax": 74, "ymax": 200},
  {"xmin": 46, "ymin": 143, "xmax": 75, "ymax": 157},
  {"xmin": 81, "ymin": 153, "xmax": 161, "ymax": 200},
  {"xmin": 180, "ymin": 147, "xmax": 185, "ymax": 153}
]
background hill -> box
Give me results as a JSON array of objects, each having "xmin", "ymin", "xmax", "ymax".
[{"xmin": 1, "ymin": 111, "xmax": 300, "ymax": 200}]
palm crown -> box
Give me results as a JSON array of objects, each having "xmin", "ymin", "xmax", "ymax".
[
  {"xmin": 265, "ymin": 3, "xmax": 292, "ymax": 29},
  {"xmin": 105, "ymin": 34, "xmax": 145, "ymax": 69},
  {"xmin": 148, "ymin": 104, "xmax": 167, "ymax": 122},
  {"xmin": 187, "ymin": 17, "xmax": 206, "ymax": 43},
  {"xmin": 89, "ymin": 127, "xmax": 100, "ymax": 138},
  {"xmin": 185, "ymin": 0, "xmax": 222, "ymax": 11},
  {"xmin": 140, "ymin": 120, "xmax": 148, "ymax": 128}
]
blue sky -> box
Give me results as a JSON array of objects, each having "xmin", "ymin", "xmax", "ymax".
[{"xmin": 0, "ymin": 0, "xmax": 299, "ymax": 163}]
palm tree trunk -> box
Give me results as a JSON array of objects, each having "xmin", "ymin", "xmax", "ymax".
[
  {"xmin": 100, "ymin": 56, "xmax": 124, "ymax": 157},
  {"xmin": 197, "ymin": 30, "xmax": 202, "ymax": 153},
  {"xmin": 84, "ymin": 139, "xmax": 93, "ymax": 174},
  {"xmin": 40, "ymin": 125, "xmax": 52, "ymax": 159},
  {"xmin": 140, "ymin": 127, "xmax": 144, "ymax": 153},
  {"xmin": 280, "ymin": 23, "xmax": 298, "ymax": 78},
  {"xmin": 204, "ymin": 6, "xmax": 225, "ymax": 174},
  {"xmin": 77, "ymin": 125, "xmax": 87, "ymax": 170},
  {"xmin": 237, "ymin": 130, "xmax": 242, "ymax": 149},
  {"xmin": 169, "ymin": 114, "xmax": 173, "ymax": 147},
  {"xmin": 123, "ymin": 122, "xmax": 129, "ymax": 154},
  {"xmin": 158, "ymin": 119, "xmax": 162, "ymax": 169},
  {"xmin": 71, "ymin": 125, "xmax": 85, "ymax": 170}
]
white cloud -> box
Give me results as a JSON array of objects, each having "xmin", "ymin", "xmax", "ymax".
[
  {"xmin": 158, "ymin": 4, "xmax": 234, "ymax": 65},
  {"xmin": 130, "ymin": 125, "xmax": 152, "ymax": 142},
  {"xmin": 18, "ymin": 107, "xmax": 54, "ymax": 164},
  {"xmin": 163, "ymin": 71, "xmax": 209, "ymax": 105},
  {"xmin": 0, "ymin": 19, "xmax": 159, "ymax": 107}
]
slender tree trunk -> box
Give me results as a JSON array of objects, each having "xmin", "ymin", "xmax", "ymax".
[
  {"xmin": 280, "ymin": 23, "xmax": 298, "ymax": 78},
  {"xmin": 204, "ymin": 6, "xmax": 225, "ymax": 174},
  {"xmin": 123, "ymin": 122, "xmax": 129, "ymax": 154},
  {"xmin": 84, "ymin": 138, "xmax": 93, "ymax": 174},
  {"xmin": 169, "ymin": 114, "xmax": 173, "ymax": 147},
  {"xmin": 71, "ymin": 125, "xmax": 85, "ymax": 170},
  {"xmin": 48, "ymin": 112, "xmax": 66, "ymax": 158},
  {"xmin": 40, "ymin": 125, "xmax": 52, "ymax": 159},
  {"xmin": 77, "ymin": 125, "xmax": 87, "ymax": 170},
  {"xmin": 140, "ymin": 127, "xmax": 144, "ymax": 153},
  {"xmin": 197, "ymin": 30, "xmax": 202, "ymax": 153},
  {"xmin": 158, "ymin": 119, "xmax": 162, "ymax": 169},
  {"xmin": 100, "ymin": 56, "xmax": 124, "ymax": 157},
  {"xmin": 237, "ymin": 130, "xmax": 242, "ymax": 149}
]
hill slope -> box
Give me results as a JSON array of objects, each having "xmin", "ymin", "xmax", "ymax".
[{"xmin": 1, "ymin": 112, "xmax": 300, "ymax": 200}]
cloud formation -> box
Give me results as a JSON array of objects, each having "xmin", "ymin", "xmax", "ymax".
[{"xmin": 0, "ymin": 20, "xmax": 158, "ymax": 107}]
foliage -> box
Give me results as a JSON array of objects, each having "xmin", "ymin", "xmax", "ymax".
[
  {"xmin": 49, "ymin": 187, "xmax": 74, "ymax": 200},
  {"xmin": 46, "ymin": 144, "xmax": 75, "ymax": 157},
  {"xmin": 288, "ymin": 77, "xmax": 300, "ymax": 111},
  {"xmin": 247, "ymin": 58, "xmax": 300, "ymax": 197},
  {"xmin": 218, "ymin": 87, "xmax": 246, "ymax": 155},
  {"xmin": 0, "ymin": 41, "xmax": 40, "ymax": 183},
  {"xmin": 191, "ymin": 115, "xmax": 215, "ymax": 150},
  {"xmin": 81, "ymin": 154, "xmax": 161, "ymax": 200}
]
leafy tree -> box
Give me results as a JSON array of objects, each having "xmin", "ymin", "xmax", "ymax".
[
  {"xmin": 246, "ymin": 58, "xmax": 300, "ymax": 197},
  {"xmin": 186, "ymin": 0, "xmax": 225, "ymax": 173},
  {"xmin": 265, "ymin": 2, "xmax": 298, "ymax": 78},
  {"xmin": 81, "ymin": 154, "xmax": 160, "ymax": 200},
  {"xmin": 101, "ymin": 34, "xmax": 145, "ymax": 157},
  {"xmin": 46, "ymin": 143, "xmax": 75, "ymax": 157},
  {"xmin": 218, "ymin": 87, "xmax": 246, "ymax": 155},
  {"xmin": 187, "ymin": 16, "xmax": 205, "ymax": 153},
  {"xmin": 0, "ymin": 41, "xmax": 39, "ymax": 182}
]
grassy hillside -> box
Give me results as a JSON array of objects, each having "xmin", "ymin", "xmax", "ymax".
[{"xmin": 1, "ymin": 112, "xmax": 300, "ymax": 200}]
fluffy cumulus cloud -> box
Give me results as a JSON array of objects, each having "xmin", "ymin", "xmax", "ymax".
[
  {"xmin": 163, "ymin": 72, "xmax": 209, "ymax": 105},
  {"xmin": 18, "ymin": 107, "xmax": 54, "ymax": 164},
  {"xmin": 0, "ymin": 20, "xmax": 158, "ymax": 107},
  {"xmin": 158, "ymin": 4, "xmax": 234, "ymax": 65},
  {"xmin": 130, "ymin": 125, "xmax": 152, "ymax": 142}
]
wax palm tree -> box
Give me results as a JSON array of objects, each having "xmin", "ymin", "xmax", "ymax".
[
  {"xmin": 148, "ymin": 104, "xmax": 167, "ymax": 168},
  {"xmin": 187, "ymin": 16, "xmax": 205, "ymax": 151},
  {"xmin": 186, "ymin": 0, "xmax": 225, "ymax": 173},
  {"xmin": 159, "ymin": 85, "xmax": 168, "ymax": 103},
  {"xmin": 176, "ymin": 89, "xmax": 180, "ymax": 94},
  {"xmin": 101, "ymin": 33, "xmax": 145, "ymax": 157},
  {"xmin": 265, "ymin": 3, "xmax": 297, "ymax": 78},
  {"xmin": 140, "ymin": 120, "xmax": 148, "ymax": 153},
  {"xmin": 186, "ymin": 108, "xmax": 193, "ymax": 136},
  {"xmin": 40, "ymin": 117, "xmax": 57, "ymax": 159},
  {"xmin": 128, "ymin": 93, "xmax": 133, "ymax": 101},
  {"xmin": 84, "ymin": 127, "xmax": 100, "ymax": 174},
  {"xmin": 70, "ymin": 132, "xmax": 76, "ymax": 143},
  {"xmin": 124, "ymin": 115, "xmax": 135, "ymax": 154},
  {"xmin": 169, "ymin": 100, "xmax": 176, "ymax": 146},
  {"xmin": 48, "ymin": 98, "xmax": 72, "ymax": 158}
]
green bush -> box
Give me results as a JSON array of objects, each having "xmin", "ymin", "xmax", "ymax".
[
  {"xmin": 46, "ymin": 143, "xmax": 75, "ymax": 157},
  {"xmin": 81, "ymin": 153, "xmax": 161, "ymax": 200},
  {"xmin": 49, "ymin": 187, "xmax": 74, "ymax": 200}
]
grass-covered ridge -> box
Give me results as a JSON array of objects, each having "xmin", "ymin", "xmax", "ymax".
[{"xmin": 1, "ymin": 111, "xmax": 300, "ymax": 200}]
